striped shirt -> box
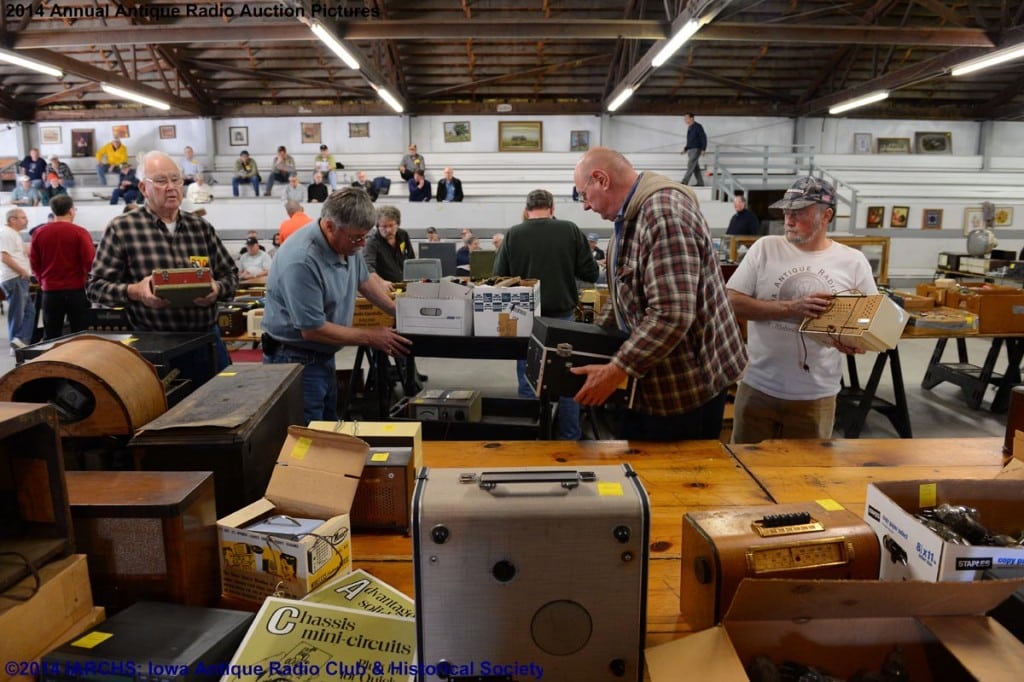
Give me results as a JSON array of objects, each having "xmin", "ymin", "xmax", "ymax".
[{"xmin": 87, "ymin": 205, "xmax": 238, "ymax": 331}]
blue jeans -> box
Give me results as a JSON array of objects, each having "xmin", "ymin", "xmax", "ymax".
[
  {"xmin": 517, "ymin": 311, "xmax": 581, "ymax": 440},
  {"xmin": 233, "ymin": 177, "xmax": 260, "ymax": 196},
  {"xmin": 110, "ymin": 187, "xmax": 139, "ymax": 204},
  {"xmin": 264, "ymin": 346, "xmax": 337, "ymax": 424},
  {"xmin": 2, "ymin": 276, "xmax": 35, "ymax": 347},
  {"xmin": 96, "ymin": 163, "xmax": 115, "ymax": 186}
]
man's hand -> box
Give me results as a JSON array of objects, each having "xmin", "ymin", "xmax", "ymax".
[
  {"xmin": 571, "ymin": 362, "xmax": 628, "ymax": 406},
  {"xmin": 193, "ymin": 280, "xmax": 220, "ymax": 307},
  {"xmin": 364, "ymin": 327, "xmax": 413, "ymax": 357},
  {"xmin": 833, "ymin": 340, "xmax": 865, "ymax": 356},
  {"xmin": 127, "ymin": 275, "xmax": 170, "ymax": 309},
  {"xmin": 788, "ymin": 292, "xmax": 833, "ymax": 319}
]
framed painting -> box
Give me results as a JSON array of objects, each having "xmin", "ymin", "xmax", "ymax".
[
  {"xmin": 570, "ymin": 130, "xmax": 590, "ymax": 152},
  {"xmin": 159, "ymin": 125, "xmax": 176, "ymax": 140},
  {"xmin": 499, "ymin": 121, "xmax": 543, "ymax": 152},
  {"xmin": 876, "ymin": 137, "xmax": 911, "ymax": 154},
  {"xmin": 111, "ymin": 124, "xmax": 129, "ymax": 140},
  {"xmin": 994, "ymin": 207, "xmax": 1014, "ymax": 228},
  {"xmin": 922, "ymin": 208, "xmax": 943, "ymax": 230},
  {"xmin": 301, "ymin": 122, "xmax": 322, "ymax": 144},
  {"xmin": 443, "ymin": 121, "xmax": 470, "ymax": 143},
  {"xmin": 348, "ymin": 122, "xmax": 370, "ymax": 138},
  {"xmin": 963, "ymin": 207, "xmax": 985, "ymax": 234},
  {"xmin": 229, "ymin": 126, "xmax": 248, "ymax": 146},
  {"xmin": 39, "ymin": 126, "xmax": 61, "ymax": 145},
  {"xmin": 71, "ymin": 129, "xmax": 94, "ymax": 158},
  {"xmin": 915, "ymin": 131, "xmax": 952, "ymax": 154},
  {"xmin": 866, "ymin": 206, "xmax": 884, "ymax": 228},
  {"xmin": 890, "ymin": 206, "xmax": 909, "ymax": 228},
  {"xmin": 853, "ymin": 133, "xmax": 872, "ymax": 154}
]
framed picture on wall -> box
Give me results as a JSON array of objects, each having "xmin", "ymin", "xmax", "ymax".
[
  {"xmin": 994, "ymin": 207, "xmax": 1014, "ymax": 228},
  {"xmin": 890, "ymin": 206, "xmax": 909, "ymax": 228},
  {"xmin": 963, "ymin": 207, "xmax": 985, "ymax": 234},
  {"xmin": 922, "ymin": 208, "xmax": 943, "ymax": 230},
  {"xmin": 866, "ymin": 206, "xmax": 884, "ymax": 228},
  {"xmin": 111, "ymin": 124, "xmax": 130, "ymax": 140},
  {"xmin": 853, "ymin": 133, "xmax": 872, "ymax": 154},
  {"xmin": 229, "ymin": 126, "xmax": 248, "ymax": 146},
  {"xmin": 348, "ymin": 122, "xmax": 370, "ymax": 138},
  {"xmin": 301, "ymin": 122, "xmax": 321, "ymax": 144},
  {"xmin": 877, "ymin": 137, "xmax": 911, "ymax": 154},
  {"xmin": 570, "ymin": 130, "xmax": 590, "ymax": 152},
  {"xmin": 498, "ymin": 121, "xmax": 543, "ymax": 152},
  {"xmin": 71, "ymin": 129, "xmax": 94, "ymax": 158},
  {"xmin": 159, "ymin": 125, "xmax": 176, "ymax": 140},
  {"xmin": 40, "ymin": 126, "xmax": 62, "ymax": 145},
  {"xmin": 443, "ymin": 121, "xmax": 470, "ymax": 143},
  {"xmin": 915, "ymin": 131, "xmax": 952, "ymax": 154}
]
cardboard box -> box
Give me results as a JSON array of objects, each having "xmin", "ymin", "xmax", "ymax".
[
  {"xmin": 916, "ymin": 283, "xmax": 951, "ymax": 306},
  {"xmin": 308, "ymin": 420, "xmax": 423, "ymax": 472},
  {"xmin": 945, "ymin": 284, "xmax": 1024, "ymax": 334},
  {"xmin": 217, "ymin": 426, "xmax": 367, "ymax": 601},
  {"xmin": 396, "ymin": 278, "xmax": 474, "ymax": 336},
  {"xmin": 352, "ymin": 296, "xmax": 395, "ymax": 329},
  {"xmin": 472, "ymin": 278, "xmax": 541, "ymax": 337},
  {"xmin": 647, "ymin": 579, "xmax": 1024, "ymax": 681},
  {"xmin": 864, "ymin": 479, "xmax": 1024, "ymax": 581},
  {"xmin": 892, "ymin": 291, "xmax": 935, "ymax": 312}
]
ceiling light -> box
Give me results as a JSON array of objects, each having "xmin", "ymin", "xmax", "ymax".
[
  {"xmin": 951, "ymin": 44, "xmax": 1024, "ymax": 77},
  {"xmin": 828, "ymin": 90, "xmax": 889, "ymax": 115},
  {"xmin": 0, "ymin": 49, "xmax": 62, "ymax": 78},
  {"xmin": 100, "ymin": 83, "xmax": 171, "ymax": 111},
  {"xmin": 607, "ymin": 87, "xmax": 635, "ymax": 112},
  {"xmin": 652, "ymin": 19, "xmax": 702, "ymax": 68},
  {"xmin": 375, "ymin": 86, "xmax": 404, "ymax": 113},
  {"xmin": 310, "ymin": 22, "xmax": 360, "ymax": 70}
]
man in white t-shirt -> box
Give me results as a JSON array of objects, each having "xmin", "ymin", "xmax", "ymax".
[
  {"xmin": 1, "ymin": 208, "xmax": 36, "ymax": 351},
  {"xmin": 726, "ymin": 176, "xmax": 876, "ymax": 443},
  {"xmin": 238, "ymin": 237, "xmax": 273, "ymax": 280}
]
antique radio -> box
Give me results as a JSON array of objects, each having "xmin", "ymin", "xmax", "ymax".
[
  {"xmin": 414, "ymin": 465, "xmax": 650, "ymax": 682},
  {"xmin": 152, "ymin": 267, "xmax": 212, "ymax": 307},
  {"xmin": 937, "ymin": 252, "xmax": 968, "ymax": 272},
  {"xmin": 525, "ymin": 316, "xmax": 637, "ymax": 407},
  {"xmin": 88, "ymin": 306, "xmax": 131, "ymax": 331},
  {"xmin": 350, "ymin": 446, "xmax": 414, "ymax": 533},
  {"xmin": 216, "ymin": 305, "xmax": 247, "ymax": 337},
  {"xmin": 799, "ymin": 294, "xmax": 908, "ymax": 352},
  {"xmin": 680, "ymin": 502, "xmax": 880, "ymax": 631},
  {"xmin": 408, "ymin": 388, "xmax": 483, "ymax": 422}
]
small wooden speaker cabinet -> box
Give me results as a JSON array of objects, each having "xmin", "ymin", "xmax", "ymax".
[{"xmin": 350, "ymin": 447, "xmax": 414, "ymax": 533}]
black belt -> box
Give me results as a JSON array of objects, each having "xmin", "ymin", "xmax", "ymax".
[{"xmin": 262, "ymin": 334, "xmax": 334, "ymax": 361}]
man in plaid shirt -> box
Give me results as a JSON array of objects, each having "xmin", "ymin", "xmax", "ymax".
[
  {"xmin": 571, "ymin": 147, "xmax": 747, "ymax": 441},
  {"xmin": 88, "ymin": 151, "xmax": 238, "ymax": 388}
]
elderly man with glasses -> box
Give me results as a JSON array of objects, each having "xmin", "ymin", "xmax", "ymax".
[
  {"xmin": 87, "ymin": 151, "xmax": 238, "ymax": 389},
  {"xmin": 261, "ymin": 188, "xmax": 412, "ymax": 422}
]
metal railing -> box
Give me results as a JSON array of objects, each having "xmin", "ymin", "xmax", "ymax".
[{"xmin": 710, "ymin": 143, "xmax": 817, "ymax": 201}]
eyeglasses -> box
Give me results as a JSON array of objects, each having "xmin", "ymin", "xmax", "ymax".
[
  {"xmin": 343, "ymin": 230, "xmax": 368, "ymax": 245},
  {"xmin": 147, "ymin": 175, "xmax": 184, "ymax": 187},
  {"xmin": 578, "ymin": 175, "xmax": 596, "ymax": 203}
]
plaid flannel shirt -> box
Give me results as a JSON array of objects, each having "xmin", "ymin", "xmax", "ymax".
[
  {"xmin": 598, "ymin": 173, "xmax": 747, "ymax": 415},
  {"xmin": 87, "ymin": 205, "xmax": 238, "ymax": 331}
]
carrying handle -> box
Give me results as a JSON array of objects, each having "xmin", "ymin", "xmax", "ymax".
[{"xmin": 462, "ymin": 470, "xmax": 597, "ymax": 491}]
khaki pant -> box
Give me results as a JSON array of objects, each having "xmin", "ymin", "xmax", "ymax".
[{"xmin": 731, "ymin": 382, "xmax": 836, "ymax": 444}]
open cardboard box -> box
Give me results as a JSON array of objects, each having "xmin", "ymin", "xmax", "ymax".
[
  {"xmin": 864, "ymin": 479, "xmax": 1024, "ymax": 581},
  {"xmin": 647, "ymin": 579, "xmax": 1024, "ymax": 681},
  {"xmin": 398, "ymin": 277, "xmax": 474, "ymax": 336},
  {"xmin": 218, "ymin": 426, "xmax": 367, "ymax": 601},
  {"xmin": 472, "ymin": 278, "xmax": 541, "ymax": 337}
]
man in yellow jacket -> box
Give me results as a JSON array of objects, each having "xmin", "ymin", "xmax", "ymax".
[{"xmin": 95, "ymin": 138, "xmax": 128, "ymax": 186}]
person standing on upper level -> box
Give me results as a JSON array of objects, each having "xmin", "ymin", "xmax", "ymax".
[{"xmin": 680, "ymin": 113, "xmax": 708, "ymax": 187}]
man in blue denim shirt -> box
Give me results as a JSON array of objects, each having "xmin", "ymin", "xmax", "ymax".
[{"xmin": 262, "ymin": 188, "xmax": 411, "ymax": 422}]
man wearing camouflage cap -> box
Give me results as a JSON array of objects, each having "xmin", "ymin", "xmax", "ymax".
[{"xmin": 726, "ymin": 176, "xmax": 877, "ymax": 443}]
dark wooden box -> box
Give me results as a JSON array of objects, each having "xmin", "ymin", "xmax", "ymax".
[
  {"xmin": 66, "ymin": 470, "xmax": 218, "ymax": 611},
  {"xmin": 0, "ymin": 402, "xmax": 74, "ymax": 592},
  {"xmin": 129, "ymin": 363, "xmax": 304, "ymax": 517}
]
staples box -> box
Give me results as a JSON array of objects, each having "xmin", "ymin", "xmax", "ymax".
[
  {"xmin": 864, "ymin": 479, "xmax": 1024, "ymax": 581},
  {"xmin": 217, "ymin": 426, "xmax": 367, "ymax": 601},
  {"xmin": 647, "ymin": 579, "xmax": 1024, "ymax": 681},
  {"xmin": 352, "ymin": 296, "xmax": 395, "ymax": 329},
  {"xmin": 472, "ymin": 279, "xmax": 541, "ymax": 337}
]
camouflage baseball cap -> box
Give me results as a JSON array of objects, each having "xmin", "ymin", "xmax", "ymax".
[{"xmin": 769, "ymin": 176, "xmax": 837, "ymax": 210}]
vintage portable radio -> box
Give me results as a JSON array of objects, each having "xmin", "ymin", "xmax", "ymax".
[
  {"xmin": 152, "ymin": 267, "xmax": 212, "ymax": 307},
  {"xmin": 799, "ymin": 293, "xmax": 908, "ymax": 352},
  {"xmin": 680, "ymin": 502, "xmax": 880, "ymax": 630},
  {"xmin": 350, "ymin": 446, "xmax": 414, "ymax": 533},
  {"xmin": 414, "ymin": 465, "xmax": 650, "ymax": 682},
  {"xmin": 525, "ymin": 316, "xmax": 637, "ymax": 407},
  {"xmin": 408, "ymin": 388, "xmax": 483, "ymax": 422},
  {"xmin": 937, "ymin": 252, "xmax": 968, "ymax": 272},
  {"xmin": 216, "ymin": 305, "xmax": 247, "ymax": 337}
]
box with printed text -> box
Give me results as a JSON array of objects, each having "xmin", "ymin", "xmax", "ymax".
[{"xmin": 472, "ymin": 279, "xmax": 541, "ymax": 337}]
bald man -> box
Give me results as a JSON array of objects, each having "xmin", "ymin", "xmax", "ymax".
[
  {"xmin": 569, "ymin": 147, "xmax": 746, "ymax": 441},
  {"xmin": 435, "ymin": 167, "xmax": 463, "ymax": 202}
]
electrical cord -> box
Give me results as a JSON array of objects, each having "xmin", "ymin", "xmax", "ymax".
[{"xmin": 796, "ymin": 289, "xmax": 869, "ymax": 371}]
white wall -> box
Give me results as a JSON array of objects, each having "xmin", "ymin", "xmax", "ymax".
[{"xmin": 799, "ymin": 118, "xmax": 981, "ymax": 155}]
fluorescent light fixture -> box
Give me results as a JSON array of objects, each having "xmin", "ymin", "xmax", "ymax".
[
  {"xmin": 100, "ymin": 83, "xmax": 171, "ymax": 111},
  {"xmin": 652, "ymin": 19, "xmax": 702, "ymax": 68},
  {"xmin": 607, "ymin": 87, "xmax": 635, "ymax": 112},
  {"xmin": 375, "ymin": 86, "xmax": 404, "ymax": 113},
  {"xmin": 828, "ymin": 90, "xmax": 889, "ymax": 115},
  {"xmin": 0, "ymin": 49, "xmax": 62, "ymax": 78},
  {"xmin": 951, "ymin": 44, "xmax": 1024, "ymax": 77},
  {"xmin": 310, "ymin": 21, "xmax": 360, "ymax": 70}
]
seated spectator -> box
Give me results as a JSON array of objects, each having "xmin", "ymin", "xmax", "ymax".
[
  {"xmin": 460, "ymin": 228, "xmax": 474, "ymax": 244},
  {"xmin": 184, "ymin": 174, "xmax": 213, "ymax": 216},
  {"xmin": 308, "ymin": 171, "xmax": 329, "ymax": 203},
  {"xmin": 425, "ymin": 226, "xmax": 440, "ymax": 242},
  {"xmin": 109, "ymin": 162, "xmax": 140, "ymax": 205},
  {"xmin": 456, "ymin": 236, "xmax": 479, "ymax": 274},
  {"xmin": 492, "ymin": 232, "xmax": 504, "ymax": 250},
  {"xmin": 399, "ymin": 144, "xmax": 424, "ymax": 181},
  {"xmin": 9, "ymin": 176, "xmax": 41, "ymax": 206},
  {"xmin": 40, "ymin": 174, "xmax": 68, "ymax": 207},
  {"xmin": 281, "ymin": 173, "xmax": 305, "ymax": 204},
  {"xmin": 312, "ymin": 145, "xmax": 338, "ymax": 190},
  {"xmin": 232, "ymin": 150, "xmax": 260, "ymax": 197},
  {"xmin": 238, "ymin": 237, "xmax": 273, "ymax": 280},
  {"xmin": 265, "ymin": 145, "xmax": 295, "ymax": 197},
  {"xmin": 268, "ymin": 233, "xmax": 281, "ymax": 258},
  {"xmin": 351, "ymin": 170, "xmax": 378, "ymax": 201},
  {"xmin": 238, "ymin": 230, "xmax": 267, "ymax": 256},
  {"xmin": 279, "ymin": 200, "xmax": 312, "ymax": 243},
  {"xmin": 19, "ymin": 148, "xmax": 47, "ymax": 188},
  {"xmin": 48, "ymin": 156, "xmax": 75, "ymax": 188},
  {"xmin": 408, "ymin": 169, "xmax": 431, "ymax": 202},
  {"xmin": 436, "ymin": 167, "xmax": 464, "ymax": 202},
  {"xmin": 95, "ymin": 137, "xmax": 127, "ymax": 186},
  {"xmin": 180, "ymin": 146, "xmax": 203, "ymax": 186}
]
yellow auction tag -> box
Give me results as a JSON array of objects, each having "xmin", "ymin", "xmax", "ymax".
[
  {"xmin": 919, "ymin": 483, "xmax": 937, "ymax": 508},
  {"xmin": 598, "ymin": 482, "xmax": 623, "ymax": 496},
  {"xmin": 371, "ymin": 452, "xmax": 390, "ymax": 462},
  {"xmin": 816, "ymin": 499, "xmax": 844, "ymax": 512},
  {"xmin": 120, "ymin": 337, "xmax": 138, "ymax": 345},
  {"xmin": 72, "ymin": 631, "xmax": 113, "ymax": 649},
  {"xmin": 291, "ymin": 437, "xmax": 312, "ymax": 460},
  {"xmin": 218, "ymin": 371, "xmax": 238, "ymax": 376}
]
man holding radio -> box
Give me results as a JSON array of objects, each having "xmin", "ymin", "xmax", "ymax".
[{"xmin": 726, "ymin": 176, "xmax": 876, "ymax": 443}]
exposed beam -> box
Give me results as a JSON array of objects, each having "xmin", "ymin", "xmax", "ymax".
[
  {"xmin": 676, "ymin": 64, "xmax": 798, "ymax": 103},
  {"xmin": 181, "ymin": 58, "xmax": 368, "ymax": 95},
  {"xmin": 698, "ymin": 23, "xmax": 993, "ymax": 47},
  {"xmin": 420, "ymin": 54, "xmax": 606, "ymax": 97},
  {"xmin": 914, "ymin": 0, "xmax": 970, "ymax": 27},
  {"xmin": 37, "ymin": 81, "xmax": 100, "ymax": 106},
  {"xmin": 974, "ymin": 72, "xmax": 1024, "ymax": 118}
]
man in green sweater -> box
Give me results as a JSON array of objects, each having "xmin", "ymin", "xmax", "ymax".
[{"xmin": 494, "ymin": 188, "xmax": 599, "ymax": 439}]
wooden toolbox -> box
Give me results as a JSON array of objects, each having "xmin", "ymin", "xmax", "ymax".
[
  {"xmin": 129, "ymin": 364, "xmax": 304, "ymax": 517},
  {"xmin": 945, "ymin": 283, "xmax": 1024, "ymax": 334}
]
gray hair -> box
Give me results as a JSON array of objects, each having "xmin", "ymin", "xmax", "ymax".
[
  {"xmin": 525, "ymin": 189, "xmax": 554, "ymax": 211},
  {"xmin": 137, "ymin": 150, "xmax": 181, "ymax": 182},
  {"xmin": 284, "ymin": 200, "xmax": 302, "ymax": 216},
  {"xmin": 5, "ymin": 208, "xmax": 25, "ymax": 225},
  {"xmin": 321, "ymin": 188, "xmax": 375, "ymax": 230},
  {"xmin": 376, "ymin": 205, "xmax": 401, "ymax": 226}
]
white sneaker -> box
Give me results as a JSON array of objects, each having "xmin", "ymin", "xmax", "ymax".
[{"xmin": 10, "ymin": 338, "xmax": 26, "ymax": 350}]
